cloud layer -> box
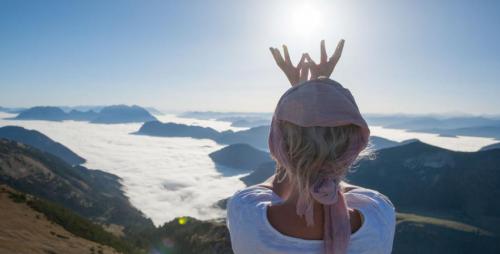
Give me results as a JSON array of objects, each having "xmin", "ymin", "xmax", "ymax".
[
  {"xmin": 0, "ymin": 113, "xmax": 247, "ymax": 225},
  {"xmin": 0, "ymin": 112, "xmax": 496, "ymax": 225}
]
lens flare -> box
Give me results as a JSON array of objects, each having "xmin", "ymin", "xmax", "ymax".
[{"xmin": 178, "ymin": 216, "xmax": 188, "ymax": 225}]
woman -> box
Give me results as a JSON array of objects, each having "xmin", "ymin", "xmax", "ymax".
[{"xmin": 226, "ymin": 40, "xmax": 396, "ymax": 254}]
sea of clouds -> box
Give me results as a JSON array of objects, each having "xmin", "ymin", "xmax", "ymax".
[{"xmin": 0, "ymin": 112, "xmax": 497, "ymax": 225}]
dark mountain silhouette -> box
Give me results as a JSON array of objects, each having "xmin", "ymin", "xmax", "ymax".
[
  {"xmin": 0, "ymin": 126, "xmax": 85, "ymax": 165},
  {"xmin": 0, "ymin": 139, "xmax": 154, "ymax": 235},
  {"xmin": 239, "ymin": 161, "xmax": 276, "ymax": 186},
  {"xmin": 213, "ymin": 137, "xmax": 416, "ymax": 187},
  {"xmin": 347, "ymin": 141, "xmax": 500, "ymax": 233},
  {"xmin": 15, "ymin": 106, "xmax": 68, "ymax": 121},
  {"xmin": 369, "ymin": 136, "xmax": 401, "ymax": 150},
  {"xmin": 135, "ymin": 121, "xmax": 270, "ymax": 150},
  {"xmin": 91, "ymin": 105, "xmax": 157, "ymax": 124},
  {"xmin": 59, "ymin": 106, "xmax": 105, "ymax": 113},
  {"xmin": 66, "ymin": 109, "xmax": 99, "ymax": 121},
  {"xmin": 11, "ymin": 105, "xmax": 157, "ymax": 124},
  {"xmin": 480, "ymin": 142, "xmax": 500, "ymax": 151},
  {"xmin": 136, "ymin": 121, "xmax": 220, "ymax": 139},
  {"xmin": 209, "ymin": 144, "xmax": 272, "ymax": 172},
  {"xmin": 137, "ymin": 121, "xmax": 415, "ymax": 152},
  {"xmin": 234, "ymin": 140, "xmax": 500, "ymax": 231},
  {"xmin": 216, "ymin": 125, "xmax": 270, "ymax": 150},
  {"xmin": 400, "ymin": 138, "xmax": 420, "ymax": 145}
]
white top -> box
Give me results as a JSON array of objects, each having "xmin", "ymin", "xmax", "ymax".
[{"xmin": 226, "ymin": 185, "xmax": 396, "ymax": 254}]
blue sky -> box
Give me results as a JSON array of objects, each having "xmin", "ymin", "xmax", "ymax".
[{"xmin": 0, "ymin": 0, "xmax": 499, "ymax": 115}]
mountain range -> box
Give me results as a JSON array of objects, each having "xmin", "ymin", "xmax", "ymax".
[
  {"xmin": 0, "ymin": 125, "xmax": 235, "ymax": 253},
  {"xmin": 209, "ymin": 143, "xmax": 273, "ymax": 172},
  {"xmin": 179, "ymin": 111, "xmax": 500, "ymax": 139},
  {"xmin": 11, "ymin": 105, "xmax": 158, "ymax": 124},
  {"xmin": 481, "ymin": 142, "xmax": 500, "ymax": 151},
  {"xmin": 0, "ymin": 126, "xmax": 85, "ymax": 165},
  {"xmin": 225, "ymin": 140, "xmax": 500, "ymax": 229},
  {"xmin": 365, "ymin": 114, "xmax": 500, "ymax": 140},
  {"xmin": 0, "ymin": 139, "xmax": 154, "ymax": 235},
  {"xmin": 1, "ymin": 118, "xmax": 499, "ymax": 253},
  {"xmin": 136, "ymin": 121, "xmax": 412, "ymax": 152},
  {"xmin": 348, "ymin": 141, "xmax": 500, "ymax": 231},
  {"xmin": 135, "ymin": 121, "xmax": 270, "ymax": 150}
]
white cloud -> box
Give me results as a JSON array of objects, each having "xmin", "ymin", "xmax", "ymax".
[
  {"xmin": 0, "ymin": 113, "xmax": 246, "ymax": 226},
  {"xmin": 0, "ymin": 112, "xmax": 497, "ymax": 226}
]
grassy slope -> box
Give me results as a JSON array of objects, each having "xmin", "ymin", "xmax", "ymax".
[
  {"xmin": 394, "ymin": 212, "xmax": 499, "ymax": 254},
  {"xmin": 0, "ymin": 185, "xmax": 123, "ymax": 254}
]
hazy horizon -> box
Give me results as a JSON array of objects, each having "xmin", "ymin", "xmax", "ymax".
[
  {"xmin": 3, "ymin": 104, "xmax": 500, "ymax": 119},
  {"xmin": 1, "ymin": 0, "xmax": 500, "ymax": 115}
]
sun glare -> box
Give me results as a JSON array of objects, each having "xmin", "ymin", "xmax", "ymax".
[{"xmin": 289, "ymin": 3, "xmax": 323, "ymax": 37}]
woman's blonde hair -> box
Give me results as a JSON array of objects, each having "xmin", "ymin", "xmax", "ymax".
[{"xmin": 275, "ymin": 120, "xmax": 366, "ymax": 197}]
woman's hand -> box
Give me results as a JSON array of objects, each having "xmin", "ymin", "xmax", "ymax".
[
  {"xmin": 304, "ymin": 39, "xmax": 345, "ymax": 80},
  {"xmin": 269, "ymin": 45, "xmax": 309, "ymax": 86},
  {"xmin": 270, "ymin": 39, "xmax": 345, "ymax": 85}
]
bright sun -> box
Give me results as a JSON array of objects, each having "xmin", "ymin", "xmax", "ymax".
[{"xmin": 289, "ymin": 3, "xmax": 323, "ymax": 37}]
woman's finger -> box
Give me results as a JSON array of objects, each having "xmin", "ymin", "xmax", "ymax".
[
  {"xmin": 299, "ymin": 63, "xmax": 309, "ymax": 84},
  {"xmin": 283, "ymin": 45, "xmax": 292, "ymax": 65},
  {"xmin": 304, "ymin": 53, "xmax": 317, "ymax": 66},
  {"xmin": 304, "ymin": 53, "xmax": 319, "ymax": 79},
  {"xmin": 329, "ymin": 39, "xmax": 345, "ymax": 65},
  {"xmin": 297, "ymin": 53, "xmax": 307, "ymax": 69},
  {"xmin": 270, "ymin": 47, "xmax": 286, "ymax": 67},
  {"xmin": 269, "ymin": 48, "xmax": 281, "ymax": 66},
  {"xmin": 269, "ymin": 47, "xmax": 279, "ymax": 64},
  {"xmin": 320, "ymin": 40, "xmax": 327, "ymax": 64}
]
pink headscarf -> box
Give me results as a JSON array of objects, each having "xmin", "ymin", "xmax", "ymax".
[{"xmin": 268, "ymin": 78, "xmax": 370, "ymax": 254}]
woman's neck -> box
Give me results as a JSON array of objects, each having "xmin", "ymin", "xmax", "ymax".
[{"xmin": 263, "ymin": 173, "xmax": 364, "ymax": 237}]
